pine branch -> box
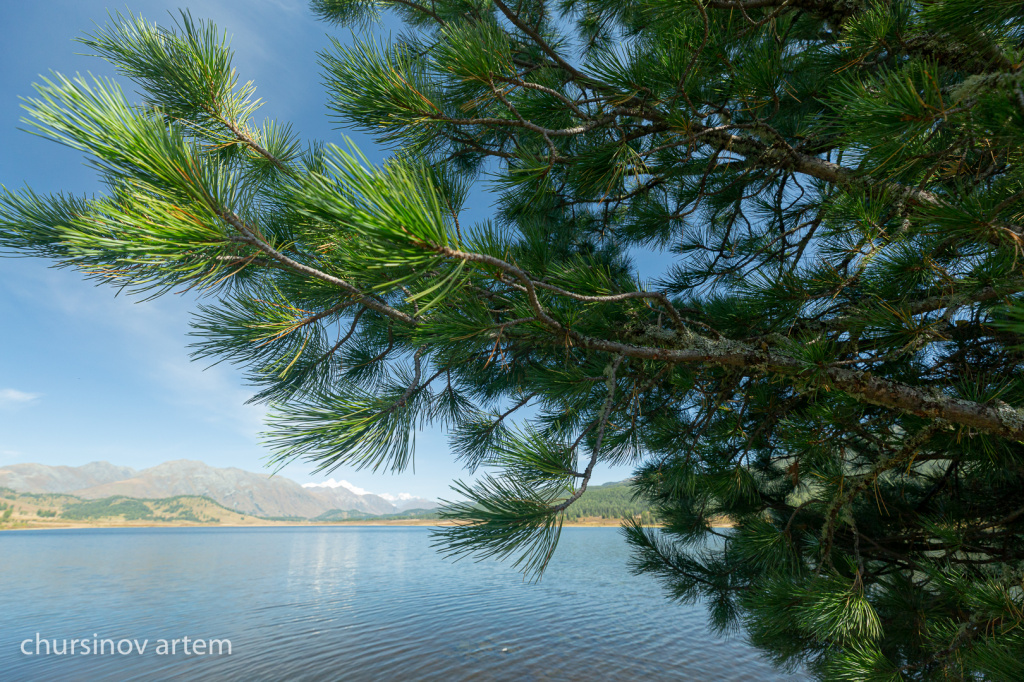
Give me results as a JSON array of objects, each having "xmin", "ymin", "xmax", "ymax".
[
  {"xmin": 317, "ymin": 306, "xmax": 366, "ymax": 363},
  {"xmin": 217, "ymin": 209, "xmax": 416, "ymax": 325},
  {"xmin": 491, "ymin": 0, "xmax": 586, "ymax": 82},
  {"xmin": 220, "ymin": 118, "xmax": 289, "ymax": 172},
  {"xmin": 431, "ymin": 243, "xmax": 1024, "ymax": 440}
]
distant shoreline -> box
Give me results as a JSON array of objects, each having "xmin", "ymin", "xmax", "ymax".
[
  {"xmin": 1, "ymin": 464, "xmax": 663, "ymax": 531},
  {"xmin": 2, "ymin": 517, "xmax": 737, "ymax": 531},
  {"xmin": 2, "ymin": 519, "xmax": 628, "ymax": 531}
]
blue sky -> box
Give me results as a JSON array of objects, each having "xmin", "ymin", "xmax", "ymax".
[{"xmin": 0, "ymin": 0, "xmax": 637, "ymax": 499}]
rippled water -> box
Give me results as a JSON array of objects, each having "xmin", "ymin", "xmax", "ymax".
[{"xmin": 0, "ymin": 527, "xmax": 802, "ymax": 680}]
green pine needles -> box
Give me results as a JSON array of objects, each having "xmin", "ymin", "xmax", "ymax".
[{"xmin": 3, "ymin": 1, "xmax": 1024, "ymax": 678}]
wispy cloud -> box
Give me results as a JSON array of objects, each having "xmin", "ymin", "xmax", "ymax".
[
  {"xmin": 16, "ymin": 266, "xmax": 266, "ymax": 439},
  {"xmin": 0, "ymin": 388, "xmax": 41, "ymax": 408},
  {"xmin": 255, "ymin": 0, "xmax": 305, "ymax": 13}
]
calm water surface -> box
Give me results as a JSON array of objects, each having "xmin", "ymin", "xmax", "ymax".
[{"xmin": 0, "ymin": 527, "xmax": 803, "ymax": 680}]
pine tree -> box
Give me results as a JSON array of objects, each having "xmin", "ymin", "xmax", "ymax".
[{"xmin": 3, "ymin": 1, "xmax": 1024, "ymax": 678}]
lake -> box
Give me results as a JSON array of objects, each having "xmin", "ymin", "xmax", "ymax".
[{"xmin": 0, "ymin": 527, "xmax": 803, "ymax": 680}]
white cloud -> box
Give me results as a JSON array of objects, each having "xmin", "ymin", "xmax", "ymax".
[
  {"xmin": 378, "ymin": 492, "xmax": 416, "ymax": 502},
  {"xmin": 303, "ymin": 478, "xmax": 374, "ymax": 496},
  {"xmin": 0, "ymin": 388, "xmax": 41, "ymax": 408},
  {"xmin": 301, "ymin": 479, "xmax": 426, "ymax": 502}
]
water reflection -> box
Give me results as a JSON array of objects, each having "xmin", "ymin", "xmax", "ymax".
[{"xmin": 0, "ymin": 527, "xmax": 803, "ymax": 681}]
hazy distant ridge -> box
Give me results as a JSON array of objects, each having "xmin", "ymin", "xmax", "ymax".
[
  {"xmin": 0, "ymin": 462, "xmax": 137, "ymax": 494},
  {"xmin": 0, "ymin": 460, "xmax": 438, "ymax": 519}
]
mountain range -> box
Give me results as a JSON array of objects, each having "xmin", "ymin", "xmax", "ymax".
[{"xmin": 0, "ymin": 460, "xmax": 438, "ymax": 519}]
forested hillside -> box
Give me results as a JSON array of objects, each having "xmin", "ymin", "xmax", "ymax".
[
  {"xmin": 0, "ymin": 488, "xmax": 253, "ymax": 527},
  {"xmin": 561, "ymin": 481, "xmax": 654, "ymax": 523}
]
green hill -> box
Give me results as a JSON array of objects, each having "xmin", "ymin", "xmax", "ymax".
[
  {"xmin": 0, "ymin": 488, "xmax": 253, "ymax": 527},
  {"xmin": 561, "ymin": 480, "xmax": 654, "ymax": 523},
  {"xmin": 314, "ymin": 509, "xmax": 376, "ymax": 522}
]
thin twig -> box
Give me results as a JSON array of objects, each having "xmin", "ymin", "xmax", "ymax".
[{"xmin": 553, "ymin": 355, "xmax": 625, "ymax": 512}]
